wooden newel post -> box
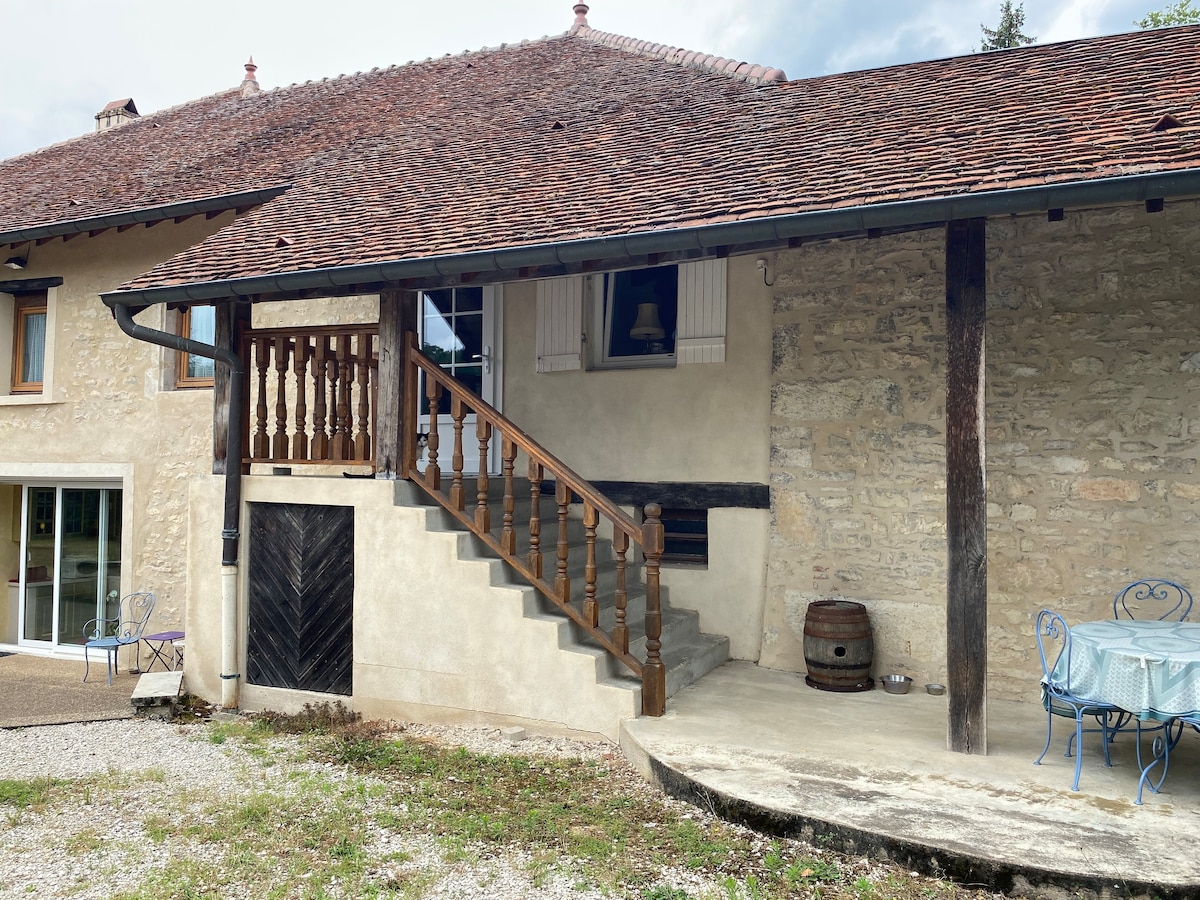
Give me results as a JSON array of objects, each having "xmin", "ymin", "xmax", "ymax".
[{"xmin": 641, "ymin": 502, "xmax": 666, "ymax": 717}]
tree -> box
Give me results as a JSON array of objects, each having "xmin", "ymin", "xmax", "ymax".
[
  {"xmin": 1137, "ymin": 0, "xmax": 1200, "ymax": 27},
  {"xmin": 979, "ymin": 1, "xmax": 1037, "ymax": 50}
]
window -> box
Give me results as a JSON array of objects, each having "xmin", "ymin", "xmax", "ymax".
[
  {"xmin": 176, "ymin": 306, "xmax": 215, "ymax": 387},
  {"xmin": 595, "ymin": 266, "xmax": 678, "ymax": 368},
  {"xmin": 12, "ymin": 294, "xmax": 47, "ymax": 393},
  {"xmin": 659, "ymin": 507, "xmax": 709, "ymax": 567},
  {"xmin": 535, "ymin": 259, "xmax": 726, "ymax": 373}
]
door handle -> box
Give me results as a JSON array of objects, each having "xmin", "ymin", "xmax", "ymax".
[{"xmin": 472, "ymin": 346, "xmax": 492, "ymax": 374}]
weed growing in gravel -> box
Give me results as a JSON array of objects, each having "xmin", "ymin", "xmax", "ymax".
[{"xmin": 0, "ymin": 776, "xmax": 64, "ymax": 809}]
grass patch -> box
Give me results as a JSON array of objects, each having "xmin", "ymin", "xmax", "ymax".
[{"xmin": 0, "ymin": 776, "xmax": 64, "ymax": 809}]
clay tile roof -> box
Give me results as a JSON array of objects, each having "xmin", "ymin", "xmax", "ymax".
[{"xmin": 0, "ymin": 23, "xmax": 1198, "ymax": 296}]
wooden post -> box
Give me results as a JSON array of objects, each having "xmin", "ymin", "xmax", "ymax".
[
  {"xmin": 375, "ymin": 289, "xmax": 418, "ymax": 479},
  {"xmin": 945, "ymin": 218, "xmax": 988, "ymax": 755},
  {"xmin": 213, "ymin": 300, "xmax": 250, "ymax": 475},
  {"xmin": 641, "ymin": 503, "xmax": 666, "ymax": 717}
]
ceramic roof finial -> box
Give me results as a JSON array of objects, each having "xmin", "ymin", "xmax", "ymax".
[
  {"xmin": 572, "ymin": 3, "xmax": 589, "ymax": 29},
  {"xmin": 241, "ymin": 57, "xmax": 260, "ymax": 97}
]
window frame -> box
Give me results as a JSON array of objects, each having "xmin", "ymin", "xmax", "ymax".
[
  {"xmin": 590, "ymin": 266, "xmax": 678, "ymax": 370},
  {"xmin": 11, "ymin": 294, "xmax": 47, "ymax": 394},
  {"xmin": 175, "ymin": 305, "xmax": 216, "ymax": 388},
  {"xmin": 657, "ymin": 506, "xmax": 709, "ymax": 568}
]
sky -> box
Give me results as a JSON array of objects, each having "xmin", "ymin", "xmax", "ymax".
[{"xmin": 0, "ymin": 0, "xmax": 1164, "ymax": 161}]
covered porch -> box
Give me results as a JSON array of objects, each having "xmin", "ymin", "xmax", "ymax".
[{"xmin": 623, "ymin": 660, "xmax": 1200, "ymax": 898}]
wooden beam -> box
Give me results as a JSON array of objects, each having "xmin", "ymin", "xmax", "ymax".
[
  {"xmin": 945, "ymin": 217, "xmax": 988, "ymax": 755},
  {"xmin": 375, "ymin": 289, "xmax": 418, "ymax": 479},
  {"xmin": 213, "ymin": 300, "xmax": 252, "ymax": 475}
]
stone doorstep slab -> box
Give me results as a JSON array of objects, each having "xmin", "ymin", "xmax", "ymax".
[{"xmin": 130, "ymin": 671, "xmax": 184, "ymax": 707}]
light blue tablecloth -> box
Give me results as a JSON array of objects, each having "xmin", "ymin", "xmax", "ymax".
[{"xmin": 1056, "ymin": 620, "xmax": 1200, "ymax": 721}]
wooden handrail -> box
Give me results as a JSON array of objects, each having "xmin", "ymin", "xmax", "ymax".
[{"xmin": 403, "ymin": 332, "xmax": 666, "ymax": 716}]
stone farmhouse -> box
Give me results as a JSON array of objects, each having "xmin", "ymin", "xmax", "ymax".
[{"xmin": 1, "ymin": 5, "xmax": 1198, "ymax": 749}]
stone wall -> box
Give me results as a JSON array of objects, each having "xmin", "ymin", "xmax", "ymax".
[{"xmin": 763, "ymin": 201, "xmax": 1200, "ymax": 702}]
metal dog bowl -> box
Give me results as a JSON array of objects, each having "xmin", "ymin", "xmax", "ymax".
[
  {"xmin": 925, "ymin": 683, "xmax": 946, "ymax": 696},
  {"xmin": 880, "ymin": 674, "xmax": 913, "ymax": 694}
]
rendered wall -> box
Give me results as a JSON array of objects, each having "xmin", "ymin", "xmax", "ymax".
[
  {"xmin": 185, "ymin": 474, "xmax": 640, "ymax": 739},
  {"xmin": 501, "ymin": 255, "xmax": 773, "ymax": 660},
  {"xmin": 763, "ymin": 202, "xmax": 1200, "ymax": 703},
  {"xmin": 0, "ymin": 218, "xmax": 236, "ymax": 655}
]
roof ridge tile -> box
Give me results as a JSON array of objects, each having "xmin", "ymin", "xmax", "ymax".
[{"xmin": 572, "ymin": 25, "xmax": 786, "ymax": 84}]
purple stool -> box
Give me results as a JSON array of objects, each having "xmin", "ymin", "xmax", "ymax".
[{"xmin": 141, "ymin": 631, "xmax": 185, "ymax": 672}]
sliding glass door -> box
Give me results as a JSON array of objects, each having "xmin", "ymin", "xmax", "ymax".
[{"xmin": 19, "ymin": 486, "xmax": 122, "ymax": 648}]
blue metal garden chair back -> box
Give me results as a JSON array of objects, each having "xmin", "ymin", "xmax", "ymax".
[
  {"xmin": 1034, "ymin": 609, "xmax": 1124, "ymax": 790},
  {"xmin": 1113, "ymin": 578, "xmax": 1192, "ymax": 622},
  {"xmin": 83, "ymin": 591, "xmax": 155, "ymax": 684}
]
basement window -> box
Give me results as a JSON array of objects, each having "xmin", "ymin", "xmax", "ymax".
[{"xmin": 658, "ymin": 507, "xmax": 708, "ymax": 567}]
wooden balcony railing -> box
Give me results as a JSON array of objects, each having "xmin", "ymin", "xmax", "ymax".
[
  {"xmin": 242, "ymin": 326, "xmax": 378, "ymax": 467},
  {"xmin": 403, "ymin": 332, "xmax": 666, "ymax": 716}
]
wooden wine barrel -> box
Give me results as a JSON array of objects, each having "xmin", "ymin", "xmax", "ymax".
[{"xmin": 803, "ymin": 599, "xmax": 874, "ymax": 692}]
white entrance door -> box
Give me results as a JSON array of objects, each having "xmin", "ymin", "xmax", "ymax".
[{"xmin": 418, "ymin": 285, "xmax": 502, "ymax": 475}]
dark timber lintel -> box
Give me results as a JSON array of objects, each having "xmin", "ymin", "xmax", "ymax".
[{"xmin": 545, "ymin": 480, "xmax": 770, "ymax": 510}]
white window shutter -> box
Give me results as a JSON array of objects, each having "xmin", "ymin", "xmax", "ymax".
[
  {"xmin": 676, "ymin": 258, "xmax": 727, "ymax": 364},
  {"xmin": 535, "ymin": 276, "xmax": 583, "ymax": 372}
]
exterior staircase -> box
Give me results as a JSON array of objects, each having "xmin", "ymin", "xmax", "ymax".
[{"xmin": 404, "ymin": 476, "xmax": 730, "ymax": 705}]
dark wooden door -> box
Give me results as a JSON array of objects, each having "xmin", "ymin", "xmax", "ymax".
[{"xmin": 247, "ymin": 502, "xmax": 354, "ymax": 695}]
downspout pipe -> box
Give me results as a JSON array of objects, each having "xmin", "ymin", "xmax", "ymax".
[{"xmin": 106, "ymin": 300, "xmax": 244, "ymax": 709}]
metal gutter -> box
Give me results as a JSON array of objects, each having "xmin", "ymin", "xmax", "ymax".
[
  {"xmin": 99, "ymin": 168, "xmax": 1200, "ymax": 308},
  {"xmin": 0, "ymin": 186, "xmax": 290, "ymax": 246}
]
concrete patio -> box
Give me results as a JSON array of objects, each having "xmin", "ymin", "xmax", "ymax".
[
  {"xmin": 0, "ymin": 652, "xmax": 135, "ymax": 728},
  {"xmin": 622, "ymin": 661, "xmax": 1200, "ymax": 899}
]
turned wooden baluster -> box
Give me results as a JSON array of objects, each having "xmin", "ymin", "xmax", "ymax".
[
  {"xmin": 311, "ymin": 337, "xmax": 330, "ymax": 460},
  {"xmin": 424, "ymin": 373, "xmax": 442, "ymax": 490},
  {"xmin": 355, "ymin": 332, "xmax": 372, "ymax": 461},
  {"xmin": 333, "ymin": 336, "xmax": 353, "ymax": 460},
  {"xmin": 641, "ymin": 503, "xmax": 666, "ymax": 717},
  {"xmin": 613, "ymin": 529, "xmax": 630, "ymax": 654},
  {"xmin": 252, "ymin": 336, "xmax": 270, "ymax": 459},
  {"xmin": 292, "ymin": 337, "xmax": 310, "ymax": 461},
  {"xmin": 500, "ymin": 438, "xmax": 517, "ymax": 556},
  {"xmin": 272, "ymin": 336, "xmax": 290, "ymax": 460},
  {"xmin": 527, "ymin": 460, "xmax": 543, "ymax": 578},
  {"xmin": 554, "ymin": 481, "xmax": 571, "ymax": 602},
  {"xmin": 583, "ymin": 503, "xmax": 598, "ymax": 627},
  {"xmin": 475, "ymin": 418, "xmax": 492, "ymax": 533},
  {"xmin": 450, "ymin": 395, "xmax": 466, "ymax": 511}
]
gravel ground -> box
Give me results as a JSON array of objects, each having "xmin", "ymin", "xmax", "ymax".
[{"xmin": 0, "ymin": 717, "xmax": 720, "ymax": 900}]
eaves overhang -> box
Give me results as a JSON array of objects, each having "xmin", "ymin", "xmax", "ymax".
[
  {"xmin": 102, "ymin": 168, "xmax": 1200, "ymax": 310},
  {"xmin": 0, "ymin": 186, "xmax": 291, "ymax": 246}
]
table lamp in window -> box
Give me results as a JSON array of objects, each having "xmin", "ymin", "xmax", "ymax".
[{"xmin": 629, "ymin": 301, "xmax": 665, "ymax": 354}]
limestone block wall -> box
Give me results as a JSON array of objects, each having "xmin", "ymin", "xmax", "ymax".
[
  {"xmin": 763, "ymin": 228, "xmax": 949, "ymax": 685},
  {"xmin": 763, "ymin": 201, "xmax": 1200, "ymax": 703}
]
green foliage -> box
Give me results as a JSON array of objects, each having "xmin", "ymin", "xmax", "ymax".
[
  {"xmin": 0, "ymin": 776, "xmax": 62, "ymax": 808},
  {"xmin": 980, "ymin": 1, "xmax": 1037, "ymax": 50},
  {"xmin": 1137, "ymin": 0, "xmax": 1200, "ymax": 26}
]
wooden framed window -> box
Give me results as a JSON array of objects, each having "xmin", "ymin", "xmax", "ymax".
[
  {"xmin": 12, "ymin": 295, "xmax": 47, "ymax": 394},
  {"xmin": 176, "ymin": 306, "xmax": 216, "ymax": 387},
  {"xmin": 659, "ymin": 507, "xmax": 708, "ymax": 566}
]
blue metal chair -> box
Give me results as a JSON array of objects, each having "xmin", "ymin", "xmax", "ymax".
[
  {"xmin": 1135, "ymin": 713, "xmax": 1200, "ymax": 804},
  {"xmin": 1113, "ymin": 578, "xmax": 1192, "ymax": 622},
  {"xmin": 83, "ymin": 591, "xmax": 155, "ymax": 684},
  {"xmin": 1034, "ymin": 609, "xmax": 1126, "ymax": 790}
]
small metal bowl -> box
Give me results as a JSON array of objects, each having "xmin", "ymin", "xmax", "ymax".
[
  {"xmin": 880, "ymin": 674, "xmax": 913, "ymax": 694},
  {"xmin": 925, "ymin": 683, "xmax": 946, "ymax": 696}
]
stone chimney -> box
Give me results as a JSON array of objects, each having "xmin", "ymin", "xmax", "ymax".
[
  {"xmin": 241, "ymin": 57, "xmax": 260, "ymax": 98},
  {"xmin": 94, "ymin": 98, "xmax": 139, "ymax": 132}
]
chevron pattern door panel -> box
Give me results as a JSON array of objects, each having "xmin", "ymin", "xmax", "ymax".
[{"xmin": 247, "ymin": 502, "xmax": 354, "ymax": 695}]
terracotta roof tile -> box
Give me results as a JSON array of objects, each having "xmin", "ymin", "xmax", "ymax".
[{"xmin": 1, "ymin": 25, "xmax": 1198, "ymax": 293}]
